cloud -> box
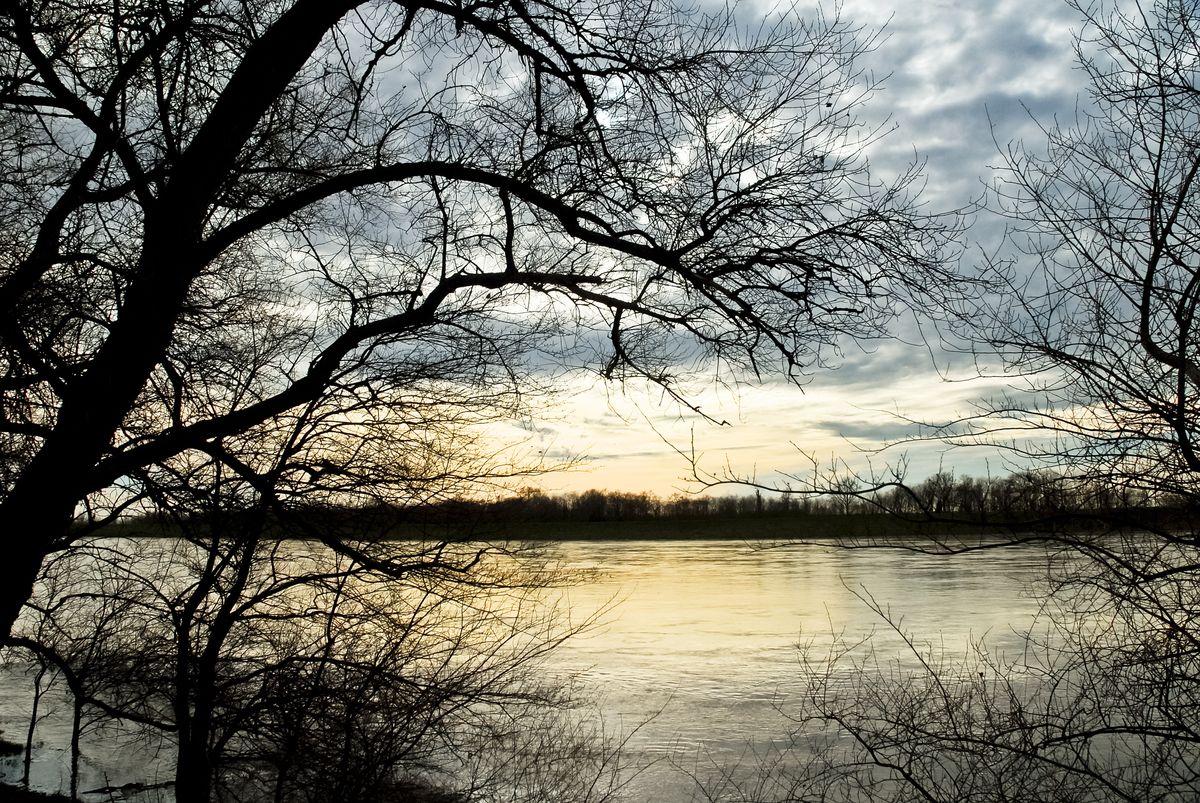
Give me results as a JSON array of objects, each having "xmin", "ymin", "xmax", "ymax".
[
  {"xmin": 845, "ymin": 0, "xmax": 1088, "ymax": 212},
  {"xmin": 528, "ymin": 0, "xmax": 1097, "ymax": 492},
  {"xmin": 812, "ymin": 419, "xmax": 928, "ymax": 442}
]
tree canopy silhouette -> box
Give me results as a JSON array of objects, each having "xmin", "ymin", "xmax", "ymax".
[
  {"xmin": 720, "ymin": 2, "xmax": 1200, "ymax": 800},
  {"xmin": 0, "ymin": 0, "xmax": 959, "ymax": 637}
]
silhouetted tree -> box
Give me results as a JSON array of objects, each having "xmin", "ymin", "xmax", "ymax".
[
  {"xmin": 4, "ymin": 377, "xmax": 624, "ymax": 803},
  {"xmin": 0, "ymin": 0, "xmax": 961, "ymax": 637},
  {"xmin": 14, "ymin": 503, "xmax": 605, "ymax": 803},
  {"xmin": 727, "ymin": 2, "xmax": 1200, "ymax": 801}
]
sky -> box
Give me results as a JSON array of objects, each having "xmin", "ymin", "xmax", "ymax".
[{"xmin": 516, "ymin": 0, "xmax": 1094, "ymax": 496}]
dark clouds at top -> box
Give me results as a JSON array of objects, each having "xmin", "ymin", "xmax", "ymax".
[{"xmin": 849, "ymin": 0, "xmax": 1088, "ymax": 207}]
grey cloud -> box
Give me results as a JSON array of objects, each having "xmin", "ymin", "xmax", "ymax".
[
  {"xmin": 809, "ymin": 337, "xmax": 941, "ymax": 389},
  {"xmin": 812, "ymin": 419, "xmax": 927, "ymax": 442}
]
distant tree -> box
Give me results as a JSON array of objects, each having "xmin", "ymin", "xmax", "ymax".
[
  {"xmin": 826, "ymin": 475, "xmax": 863, "ymax": 515},
  {"xmin": 914, "ymin": 470, "xmax": 956, "ymax": 514},
  {"xmin": 571, "ymin": 489, "xmax": 609, "ymax": 522},
  {"xmin": 714, "ymin": 494, "xmax": 738, "ymax": 516},
  {"xmin": 0, "ymin": 0, "xmax": 961, "ymax": 637}
]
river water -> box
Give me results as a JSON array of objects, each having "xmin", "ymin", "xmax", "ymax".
[
  {"xmin": 0, "ymin": 537, "xmax": 1056, "ymax": 802},
  {"xmin": 539, "ymin": 538, "xmax": 1053, "ymax": 801}
]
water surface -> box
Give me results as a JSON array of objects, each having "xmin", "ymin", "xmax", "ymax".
[
  {"xmin": 0, "ymin": 536, "xmax": 1054, "ymax": 802},
  {"xmin": 540, "ymin": 538, "xmax": 1053, "ymax": 801}
]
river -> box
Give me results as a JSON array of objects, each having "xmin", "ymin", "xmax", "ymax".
[
  {"xmin": 0, "ymin": 537, "xmax": 1056, "ymax": 802},
  {"xmin": 541, "ymin": 538, "xmax": 1053, "ymax": 801}
]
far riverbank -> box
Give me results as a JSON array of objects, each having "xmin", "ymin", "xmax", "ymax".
[{"xmin": 87, "ymin": 509, "xmax": 1144, "ymax": 543}]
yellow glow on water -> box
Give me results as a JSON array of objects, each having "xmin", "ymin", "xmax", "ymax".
[{"xmin": 538, "ymin": 538, "xmax": 1048, "ymax": 785}]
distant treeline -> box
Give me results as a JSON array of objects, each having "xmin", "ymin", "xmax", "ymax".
[
  {"xmin": 413, "ymin": 469, "xmax": 1184, "ymax": 526},
  {"xmin": 112, "ymin": 469, "xmax": 1187, "ymax": 541}
]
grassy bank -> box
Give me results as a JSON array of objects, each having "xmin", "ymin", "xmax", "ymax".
[{"xmin": 97, "ymin": 502, "xmax": 1188, "ymax": 543}]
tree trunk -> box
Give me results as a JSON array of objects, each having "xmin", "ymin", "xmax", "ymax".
[
  {"xmin": 174, "ymin": 740, "xmax": 212, "ymax": 803},
  {"xmin": 0, "ymin": 488, "xmax": 76, "ymax": 639},
  {"xmin": 0, "ymin": 0, "xmax": 362, "ymax": 641},
  {"xmin": 70, "ymin": 699, "xmax": 81, "ymax": 800},
  {"xmin": 22, "ymin": 664, "xmax": 45, "ymax": 787}
]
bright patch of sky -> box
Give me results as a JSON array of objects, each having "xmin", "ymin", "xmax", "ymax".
[{"xmin": 516, "ymin": 0, "xmax": 1096, "ymax": 496}]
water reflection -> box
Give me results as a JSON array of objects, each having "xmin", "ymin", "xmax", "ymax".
[{"xmin": 541, "ymin": 538, "xmax": 1052, "ymax": 801}]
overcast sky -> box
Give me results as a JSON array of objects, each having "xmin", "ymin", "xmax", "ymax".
[{"xmin": 519, "ymin": 0, "xmax": 1094, "ymax": 496}]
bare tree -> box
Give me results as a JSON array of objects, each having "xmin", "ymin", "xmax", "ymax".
[
  {"xmin": 13, "ymin": 501, "xmax": 607, "ymax": 803},
  {"xmin": 703, "ymin": 3, "xmax": 1200, "ymax": 802},
  {"xmin": 4, "ymin": 281, "xmax": 623, "ymax": 803},
  {"xmin": 949, "ymin": 0, "xmax": 1200, "ymax": 504},
  {"xmin": 0, "ymin": 0, "xmax": 961, "ymax": 636}
]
